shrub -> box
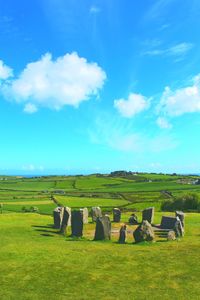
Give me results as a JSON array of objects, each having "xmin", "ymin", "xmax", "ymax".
[{"xmin": 161, "ymin": 193, "xmax": 200, "ymax": 212}]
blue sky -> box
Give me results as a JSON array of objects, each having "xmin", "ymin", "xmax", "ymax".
[{"xmin": 0, "ymin": 0, "xmax": 200, "ymax": 175}]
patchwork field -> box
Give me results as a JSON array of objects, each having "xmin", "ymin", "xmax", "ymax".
[
  {"xmin": 1, "ymin": 173, "xmax": 200, "ymax": 214},
  {"xmin": 0, "ymin": 173, "xmax": 200, "ymax": 299}
]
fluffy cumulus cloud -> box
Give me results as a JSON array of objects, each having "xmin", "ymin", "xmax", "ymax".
[
  {"xmin": 114, "ymin": 93, "xmax": 150, "ymax": 118},
  {"xmin": 158, "ymin": 75, "xmax": 200, "ymax": 116},
  {"xmin": 0, "ymin": 60, "xmax": 13, "ymax": 80},
  {"xmin": 1, "ymin": 52, "xmax": 106, "ymax": 112}
]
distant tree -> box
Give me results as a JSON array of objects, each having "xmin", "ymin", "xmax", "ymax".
[{"xmin": 161, "ymin": 193, "xmax": 200, "ymax": 211}]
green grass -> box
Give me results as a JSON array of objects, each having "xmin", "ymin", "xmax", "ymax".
[
  {"xmin": 55, "ymin": 195, "xmax": 129, "ymax": 208},
  {"xmin": 0, "ymin": 212, "xmax": 200, "ymax": 300}
]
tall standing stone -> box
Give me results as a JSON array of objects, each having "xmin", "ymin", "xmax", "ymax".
[
  {"xmin": 175, "ymin": 211, "xmax": 185, "ymax": 229},
  {"xmin": 53, "ymin": 207, "xmax": 63, "ymax": 229},
  {"xmin": 91, "ymin": 207, "xmax": 102, "ymax": 222},
  {"xmin": 71, "ymin": 210, "xmax": 84, "ymax": 237},
  {"xmin": 142, "ymin": 207, "xmax": 154, "ymax": 224},
  {"xmin": 60, "ymin": 207, "xmax": 71, "ymax": 235},
  {"xmin": 118, "ymin": 225, "xmax": 127, "ymax": 244},
  {"xmin": 80, "ymin": 207, "xmax": 88, "ymax": 224},
  {"xmin": 94, "ymin": 215, "xmax": 111, "ymax": 241},
  {"xmin": 113, "ymin": 208, "xmax": 121, "ymax": 222}
]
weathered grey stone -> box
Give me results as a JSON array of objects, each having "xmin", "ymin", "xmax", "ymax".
[
  {"xmin": 160, "ymin": 216, "xmax": 177, "ymax": 229},
  {"xmin": 53, "ymin": 207, "xmax": 62, "ymax": 229},
  {"xmin": 160, "ymin": 215, "xmax": 184, "ymax": 237},
  {"xmin": 142, "ymin": 207, "xmax": 154, "ymax": 224},
  {"xmin": 129, "ymin": 213, "xmax": 138, "ymax": 225},
  {"xmin": 91, "ymin": 207, "xmax": 102, "ymax": 222},
  {"xmin": 174, "ymin": 217, "xmax": 184, "ymax": 237},
  {"xmin": 71, "ymin": 210, "xmax": 83, "ymax": 237},
  {"xmin": 118, "ymin": 225, "xmax": 127, "ymax": 244},
  {"xmin": 113, "ymin": 208, "xmax": 121, "ymax": 222},
  {"xmin": 175, "ymin": 211, "xmax": 185, "ymax": 228},
  {"xmin": 133, "ymin": 220, "xmax": 155, "ymax": 243},
  {"xmin": 94, "ymin": 215, "xmax": 111, "ymax": 240},
  {"xmin": 167, "ymin": 230, "xmax": 176, "ymax": 241},
  {"xmin": 80, "ymin": 207, "xmax": 88, "ymax": 224},
  {"xmin": 60, "ymin": 207, "xmax": 71, "ymax": 234}
]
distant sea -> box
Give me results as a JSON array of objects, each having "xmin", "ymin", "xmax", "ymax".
[{"xmin": 11, "ymin": 173, "xmax": 200, "ymax": 178}]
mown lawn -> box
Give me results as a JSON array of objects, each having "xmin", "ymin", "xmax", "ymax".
[{"xmin": 0, "ymin": 212, "xmax": 200, "ymax": 300}]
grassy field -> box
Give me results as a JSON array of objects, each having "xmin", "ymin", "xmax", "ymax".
[
  {"xmin": 1, "ymin": 173, "xmax": 200, "ymax": 214},
  {"xmin": 0, "ymin": 173, "xmax": 200, "ymax": 299},
  {"xmin": 0, "ymin": 212, "xmax": 200, "ymax": 300}
]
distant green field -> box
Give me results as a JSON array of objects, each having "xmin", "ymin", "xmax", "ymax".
[
  {"xmin": 55, "ymin": 195, "xmax": 129, "ymax": 208},
  {"xmin": 0, "ymin": 174, "xmax": 200, "ymax": 215}
]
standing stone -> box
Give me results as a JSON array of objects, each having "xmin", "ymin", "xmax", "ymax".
[
  {"xmin": 174, "ymin": 217, "xmax": 184, "ymax": 237},
  {"xmin": 129, "ymin": 213, "xmax": 138, "ymax": 225},
  {"xmin": 71, "ymin": 210, "xmax": 84, "ymax": 237},
  {"xmin": 113, "ymin": 208, "xmax": 121, "ymax": 222},
  {"xmin": 91, "ymin": 207, "xmax": 102, "ymax": 222},
  {"xmin": 160, "ymin": 216, "xmax": 177, "ymax": 229},
  {"xmin": 94, "ymin": 215, "xmax": 111, "ymax": 241},
  {"xmin": 175, "ymin": 211, "xmax": 185, "ymax": 229},
  {"xmin": 118, "ymin": 225, "xmax": 127, "ymax": 244},
  {"xmin": 80, "ymin": 207, "xmax": 88, "ymax": 224},
  {"xmin": 142, "ymin": 207, "xmax": 154, "ymax": 224},
  {"xmin": 60, "ymin": 207, "xmax": 71, "ymax": 235},
  {"xmin": 160, "ymin": 215, "xmax": 184, "ymax": 237},
  {"xmin": 53, "ymin": 207, "xmax": 63, "ymax": 229},
  {"xmin": 133, "ymin": 220, "xmax": 155, "ymax": 243}
]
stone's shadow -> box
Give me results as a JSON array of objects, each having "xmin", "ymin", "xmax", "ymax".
[
  {"xmin": 65, "ymin": 238, "xmax": 93, "ymax": 242},
  {"xmin": 34, "ymin": 228, "xmax": 60, "ymax": 235},
  {"xmin": 32, "ymin": 224, "xmax": 54, "ymax": 229},
  {"xmin": 40, "ymin": 233, "xmax": 54, "ymax": 237}
]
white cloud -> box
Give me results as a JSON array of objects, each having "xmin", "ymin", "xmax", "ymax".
[
  {"xmin": 0, "ymin": 60, "xmax": 13, "ymax": 80},
  {"xmin": 143, "ymin": 42, "xmax": 193, "ymax": 58},
  {"xmin": 158, "ymin": 75, "xmax": 200, "ymax": 116},
  {"xmin": 156, "ymin": 117, "xmax": 172, "ymax": 129},
  {"xmin": 89, "ymin": 115, "xmax": 177, "ymax": 153},
  {"xmin": 22, "ymin": 164, "xmax": 44, "ymax": 171},
  {"xmin": 90, "ymin": 6, "xmax": 101, "ymax": 14},
  {"xmin": 2, "ymin": 52, "xmax": 106, "ymax": 111},
  {"xmin": 114, "ymin": 93, "xmax": 150, "ymax": 118},
  {"xmin": 24, "ymin": 103, "xmax": 38, "ymax": 114}
]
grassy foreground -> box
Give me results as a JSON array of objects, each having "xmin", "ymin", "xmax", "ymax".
[{"xmin": 0, "ymin": 212, "xmax": 200, "ymax": 300}]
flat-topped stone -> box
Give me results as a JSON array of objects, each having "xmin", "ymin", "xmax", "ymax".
[
  {"xmin": 160, "ymin": 216, "xmax": 177, "ymax": 229},
  {"xmin": 71, "ymin": 210, "xmax": 83, "ymax": 237},
  {"xmin": 160, "ymin": 215, "xmax": 184, "ymax": 237},
  {"xmin": 142, "ymin": 207, "xmax": 154, "ymax": 224},
  {"xmin": 113, "ymin": 208, "xmax": 121, "ymax": 222}
]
